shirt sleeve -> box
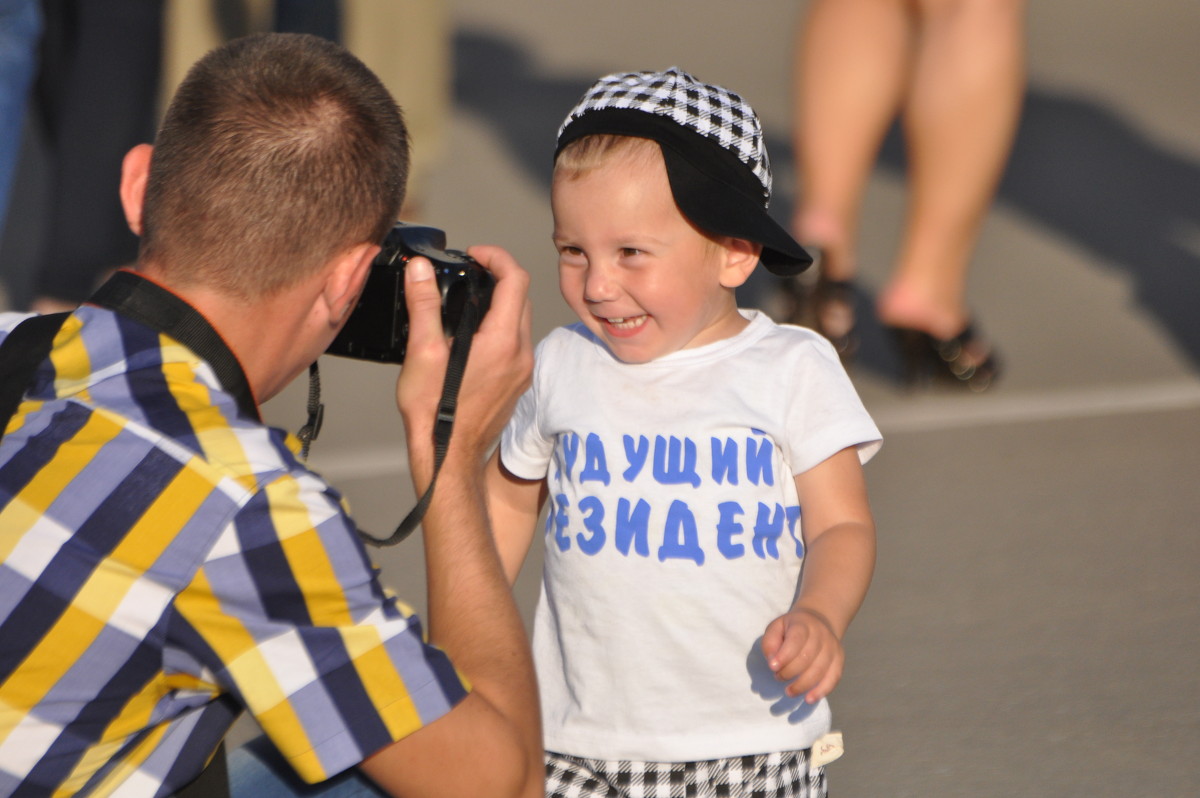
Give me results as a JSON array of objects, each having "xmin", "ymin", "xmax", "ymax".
[
  {"xmin": 499, "ymin": 335, "xmax": 556, "ymax": 481},
  {"xmin": 174, "ymin": 467, "xmax": 469, "ymax": 784},
  {"xmin": 785, "ymin": 334, "xmax": 882, "ymax": 475}
]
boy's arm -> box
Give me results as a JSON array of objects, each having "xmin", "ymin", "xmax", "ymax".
[
  {"xmin": 485, "ymin": 449, "xmax": 548, "ymax": 585},
  {"xmin": 762, "ymin": 446, "xmax": 876, "ymax": 705}
]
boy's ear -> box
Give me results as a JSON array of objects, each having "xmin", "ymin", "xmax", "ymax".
[{"xmin": 718, "ymin": 237, "xmax": 762, "ymax": 288}]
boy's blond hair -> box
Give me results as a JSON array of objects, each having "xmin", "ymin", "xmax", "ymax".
[{"xmin": 554, "ymin": 134, "xmax": 659, "ymax": 181}]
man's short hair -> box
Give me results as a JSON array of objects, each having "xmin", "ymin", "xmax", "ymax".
[{"xmin": 140, "ymin": 33, "xmax": 408, "ymax": 299}]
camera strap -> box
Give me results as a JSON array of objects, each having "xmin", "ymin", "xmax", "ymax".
[
  {"xmin": 356, "ymin": 296, "xmax": 484, "ymax": 547},
  {"xmin": 296, "ymin": 362, "xmax": 324, "ymax": 460},
  {"xmin": 2, "ymin": 271, "xmax": 261, "ymax": 444},
  {"xmin": 0, "ymin": 312, "xmax": 71, "ymax": 444},
  {"xmin": 91, "ymin": 271, "xmax": 262, "ymax": 421}
]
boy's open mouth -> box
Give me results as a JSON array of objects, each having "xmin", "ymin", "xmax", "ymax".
[{"xmin": 601, "ymin": 315, "xmax": 648, "ymax": 334}]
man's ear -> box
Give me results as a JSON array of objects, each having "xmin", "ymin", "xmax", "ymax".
[
  {"xmin": 718, "ymin": 236, "xmax": 762, "ymax": 289},
  {"xmin": 323, "ymin": 242, "xmax": 380, "ymax": 325},
  {"xmin": 119, "ymin": 144, "xmax": 153, "ymax": 236}
]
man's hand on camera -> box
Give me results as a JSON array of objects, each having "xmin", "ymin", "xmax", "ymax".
[
  {"xmin": 396, "ymin": 249, "xmax": 532, "ymax": 483},
  {"xmin": 375, "ymin": 249, "xmax": 542, "ymax": 797}
]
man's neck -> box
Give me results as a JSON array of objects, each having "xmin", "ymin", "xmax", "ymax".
[{"xmin": 138, "ymin": 265, "xmax": 327, "ymax": 405}]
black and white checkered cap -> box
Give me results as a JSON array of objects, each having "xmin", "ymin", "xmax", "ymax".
[
  {"xmin": 558, "ymin": 67, "xmax": 773, "ymax": 203},
  {"xmin": 555, "ymin": 67, "xmax": 812, "ymax": 275}
]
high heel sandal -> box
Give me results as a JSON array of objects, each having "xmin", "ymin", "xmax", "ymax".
[
  {"xmin": 890, "ymin": 323, "xmax": 1001, "ymax": 392},
  {"xmin": 771, "ymin": 249, "xmax": 859, "ymax": 361},
  {"xmin": 811, "ymin": 277, "xmax": 860, "ymax": 361}
]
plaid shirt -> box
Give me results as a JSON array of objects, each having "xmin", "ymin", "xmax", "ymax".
[{"xmin": 0, "ymin": 297, "xmax": 467, "ymax": 797}]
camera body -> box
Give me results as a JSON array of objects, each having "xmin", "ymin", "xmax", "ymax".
[{"xmin": 327, "ymin": 222, "xmax": 494, "ymax": 363}]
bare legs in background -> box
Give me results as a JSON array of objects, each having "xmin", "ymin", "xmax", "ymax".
[{"xmin": 792, "ymin": 0, "xmax": 1025, "ymax": 387}]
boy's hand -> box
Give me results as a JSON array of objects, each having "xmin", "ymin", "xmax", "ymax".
[{"xmin": 762, "ymin": 607, "xmax": 845, "ymax": 704}]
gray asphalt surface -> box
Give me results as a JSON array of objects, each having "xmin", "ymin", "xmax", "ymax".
[
  {"xmin": 311, "ymin": 4, "xmax": 1199, "ymax": 795},
  {"xmin": 3, "ymin": 2, "xmax": 1197, "ymax": 795}
]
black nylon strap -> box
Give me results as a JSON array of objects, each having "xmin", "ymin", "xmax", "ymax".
[
  {"xmin": 358, "ymin": 296, "xmax": 484, "ymax": 547},
  {"xmin": 90, "ymin": 271, "xmax": 260, "ymax": 421},
  {"xmin": 1, "ymin": 274, "xmax": 259, "ymax": 437},
  {"xmin": 0, "ymin": 312, "xmax": 71, "ymax": 443}
]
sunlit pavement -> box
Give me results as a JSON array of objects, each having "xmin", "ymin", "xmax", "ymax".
[{"xmin": 3, "ymin": 3, "xmax": 1196, "ymax": 795}]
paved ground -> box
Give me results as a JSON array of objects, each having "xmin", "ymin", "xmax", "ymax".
[{"xmin": 3, "ymin": 2, "xmax": 1197, "ymax": 795}]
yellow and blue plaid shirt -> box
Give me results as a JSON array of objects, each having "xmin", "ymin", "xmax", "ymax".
[{"xmin": 0, "ymin": 297, "xmax": 468, "ymax": 797}]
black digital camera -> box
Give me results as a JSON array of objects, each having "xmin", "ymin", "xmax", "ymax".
[{"xmin": 326, "ymin": 222, "xmax": 494, "ymax": 363}]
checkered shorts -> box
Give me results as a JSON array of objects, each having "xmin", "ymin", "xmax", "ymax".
[{"xmin": 544, "ymin": 749, "xmax": 827, "ymax": 798}]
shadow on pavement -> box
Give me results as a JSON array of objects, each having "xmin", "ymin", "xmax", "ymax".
[{"xmin": 453, "ymin": 29, "xmax": 1200, "ymax": 378}]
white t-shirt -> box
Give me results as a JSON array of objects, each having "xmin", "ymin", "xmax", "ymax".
[{"xmin": 501, "ymin": 311, "xmax": 882, "ymax": 762}]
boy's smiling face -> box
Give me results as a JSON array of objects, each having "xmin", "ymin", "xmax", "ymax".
[{"xmin": 551, "ymin": 141, "xmax": 759, "ymax": 364}]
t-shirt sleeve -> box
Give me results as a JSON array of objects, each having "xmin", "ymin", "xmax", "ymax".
[
  {"xmin": 177, "ymin": 469, "xmax": 469, "ymax": 784},
  {"xmin": 785, "ymin": 334, "xmax": 882, "ymax": 475},
  {"xmin": 499, "ymin": 336, "xmax": 556, "ymax": 481}
]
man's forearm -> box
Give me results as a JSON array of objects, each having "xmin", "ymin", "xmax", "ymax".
[
  {"xmin": 423, "ymin": 460, "xmax": 537, "ymax": 691},
  {"xmin": 382, "ymin": 245, "xmax": 540, "ymax": 796},
  {"xmin": 420, "ymin": 455, "xmax": 542, "ymax": 792}
]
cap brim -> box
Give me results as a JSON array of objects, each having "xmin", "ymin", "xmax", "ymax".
[{"xmin": 659, "ymin": 147, "xmax": 813, "ymax": 276}]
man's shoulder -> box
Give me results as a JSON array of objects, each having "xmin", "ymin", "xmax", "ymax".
[{"xmin": 52, "ymin": 306, "xmax": 303, "ymax": 490}]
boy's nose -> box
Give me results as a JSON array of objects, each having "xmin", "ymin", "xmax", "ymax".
[{"xmin": 583, "ymin": 262, "xmax": 620, "ymax": 303}]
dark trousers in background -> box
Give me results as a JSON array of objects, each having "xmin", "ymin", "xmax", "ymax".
[{"xmin": 30, "ymin": 0, "xmax": 163, "ymax": 305}]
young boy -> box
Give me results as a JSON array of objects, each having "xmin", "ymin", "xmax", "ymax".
[{"xmin": 486, "ymin": 67, "xmax": 882, "ymax": 797}]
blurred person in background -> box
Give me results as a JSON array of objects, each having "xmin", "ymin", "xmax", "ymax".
[
  {"xmin": 161, "ymin": 0, "xmax": 451, "ymax": 218},
  {"xmin": 25, "ymin": 0, "xmax": 164, "ymax": 313},
  {"xmin": 0, "ymin": 0, "xmax": 40, "ymax": 244},
  {"xmin": 787, "ymin": 0, "xmax": 1025, "ymax": 391}
]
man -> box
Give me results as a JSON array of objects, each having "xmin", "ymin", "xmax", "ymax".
[{"xmin": 0, "ymin": 33, "xmax": 540, "ymax": 797}]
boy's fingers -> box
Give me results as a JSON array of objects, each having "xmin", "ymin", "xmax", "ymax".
[
  {"xmin": 774, "ymin": 621, "xmax": 818, "ymax": 678},
  {"xmin": 803, "ymin": 657, "xmax": 844, "ymax": 704},
  {"xmin": 786, "ymin": 665, "xmax": 822, "ymax": 699},
  {"xmin": 762, "ymin": 619, "xmax": 786, "ymax": 669},
  {"xmin": 786, "ymin": 645, "xmax": 842, "ymax": 701}
]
